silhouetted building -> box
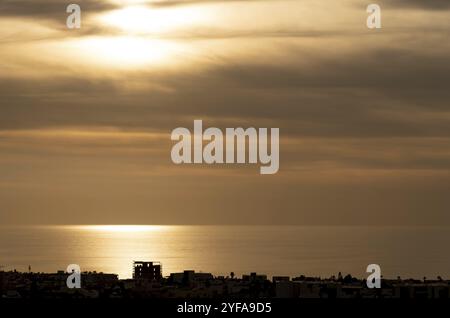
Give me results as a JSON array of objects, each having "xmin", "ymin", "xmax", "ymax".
[
  {"xmin": 169, "ymin": 270, "xmax": 213, "ymax": 285},
  {"xmin": 273, "ymin": 276, "xmax": 290, "ymax": 283},
  {"xmin": 133, "ymin": 261, "xmax": 162, "ymax": 281},
  {"xmin": 1, "ymin": 268, "xmax": 449, "ymax": 299},
  {"xmin": 243, "ymin": 272, "xmax": 267, "ymax": 283},
  {"xmin": 0, "ymin": 271, "xmax": 4, "ymax": 295}
]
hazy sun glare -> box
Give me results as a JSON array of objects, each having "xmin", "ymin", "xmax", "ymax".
[
  {"xmin": 65, "ymin": 36, "xmax": 184, "ymax": 68},
  {"xmin": 67, "ymin": 3, "xmax": 214, "ymax": 68},
  {"xmin": 100, "ymin": 5, "xmax": 212, "ymax": 34},
  {"xmin": 72, "ymin": 225, "xmax": 170, "ymax": 233}
]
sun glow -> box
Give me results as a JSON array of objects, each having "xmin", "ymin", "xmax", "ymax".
[
  {"xmin": 73, "ymin": 225, "xmax": 169, "ymax": 233},
  {"xmin": 71, "ymin": 35, "xmax": 182, "ymax": 67},
  {"xmin": 22, "ymin": 4, "xmax": 216, "ymax": 69},
  {"xmin": 100, "ymin": 5, "xmax": 208, "ymax": 34}
]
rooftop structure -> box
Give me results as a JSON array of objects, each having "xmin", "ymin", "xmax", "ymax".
[{"xmin": 133, "ymin": 261, "xmax": 162, "ymax": 281}]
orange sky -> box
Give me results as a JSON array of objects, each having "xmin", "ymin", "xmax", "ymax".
[{"xmin": 1, "ymin": 0, "xmax": 450, "ymax": 225}]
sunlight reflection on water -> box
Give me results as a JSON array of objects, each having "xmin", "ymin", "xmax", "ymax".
[{"xmin": 1, "ymin": 225, "xmax": 449, "ymax": 279}]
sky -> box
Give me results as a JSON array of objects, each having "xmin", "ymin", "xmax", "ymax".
[{"xmin": 0, "ymin": 0, "xmax": 449, "ymax": 225}]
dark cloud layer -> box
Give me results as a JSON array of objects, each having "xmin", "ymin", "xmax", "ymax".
[
  {"xmin": 0, "ymin": 0, "xmax": 116, "ymax": 17},
  {"xmin": 388, "ymin": 0, "xmax": 450, "ymax": 10},
  {"xmin": 0, "ymin": 0, "xmax": 267, "ymax": 19},
  {"xmin": 1, "ymin": 44, "xmax": 449, "ymax": 138}
]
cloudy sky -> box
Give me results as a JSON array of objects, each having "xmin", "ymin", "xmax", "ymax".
[{"xmin": 1, "ymin": 0, "xmax": 449, "ymax": 225}]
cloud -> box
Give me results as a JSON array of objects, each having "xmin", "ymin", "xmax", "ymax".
[
  {"xmin": 0, "ymin": 0, "xmax": 268, "ymax": 21},
  {"xmin": 1, "ymin": 40, "xmax": 449, "ymax": 138},
  {"xmin": 1, "ymin": 0, "xmax": 450, "ymax": 225},
  {"xmin": 0, "ymin": 0, "xmax": 117, "ymax": 18},
  {"xmin": 387, "ymin": 0, "xmax": 450, "ymax": 10},
  {"xmin": 147, "ymin": 0, "xmax": 271, "ymax": 7}
]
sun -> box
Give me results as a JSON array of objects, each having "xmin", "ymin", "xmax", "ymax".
[
  {"xmin": 40, "ymin": 4, "xmax": 216, "ymax": 69},
  {"xmin": 74, "ymin": 35, "xmax": 180, "ymax": 67},
  {"xmin": 64, "ymin": 4, "xmax": 213, "ymax": 68},
  {"xmin": 73, "ymin": 225, "xmax": 169, "ymax": 233},
  {"xmin": 99, "ymin": 5, "xmax": 207, "ymax": 34}
]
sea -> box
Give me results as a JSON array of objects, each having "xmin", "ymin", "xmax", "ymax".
[{"xmin": 0, "ymin": 225, "xmax": 449, "ymax": 279}]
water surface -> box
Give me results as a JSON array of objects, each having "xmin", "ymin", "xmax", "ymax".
[{"xmin": 0, "ymin": 225, "xmax": 448, "ymax": 279}]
